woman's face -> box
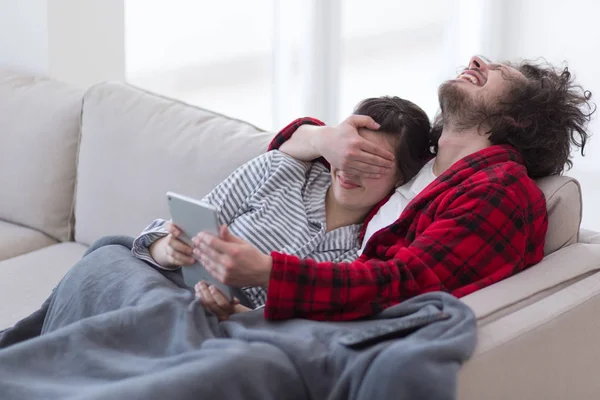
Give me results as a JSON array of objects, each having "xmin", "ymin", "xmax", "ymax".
[{"xmin": 329, "ymin": 129, "xmax": 400, "ymax": 213}]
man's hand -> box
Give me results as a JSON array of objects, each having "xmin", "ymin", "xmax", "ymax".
[
  {"xmin": 149, "ymin": 222, "xmax": 196, "ymax": 269},
  {"xmin": 314, "ymin": 115, "xmax": 395, "ymax": 178},
  {"xmin": 195, "ymin": 281, "xmax": 251, "ymax": 321},
  {"xmin": 192, "ymin": 225, "xmax": 272, "ymax": 288}
]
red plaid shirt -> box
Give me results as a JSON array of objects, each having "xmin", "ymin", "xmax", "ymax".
[{"xmin": 265, "ymin": 118, "xmax": 548, "ymax": 321}]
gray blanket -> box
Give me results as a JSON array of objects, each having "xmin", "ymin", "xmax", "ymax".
[{"xmin": 0, "ymin": 236, "xmax": 477, "ymax": 400}]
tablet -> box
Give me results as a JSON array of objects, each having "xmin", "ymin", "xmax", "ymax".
[{"xmin": 166, "ymin": 191, "xmax": 233, "ymax": 301}]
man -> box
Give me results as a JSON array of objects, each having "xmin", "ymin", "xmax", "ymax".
[{"xmin": 193, "ymin": 56, "xmax": 594, "ymax": 321}]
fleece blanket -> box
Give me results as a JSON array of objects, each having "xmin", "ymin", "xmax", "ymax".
[{"xmin": 0, "ymin": 236, "xmax": 476, "ymax": 400}]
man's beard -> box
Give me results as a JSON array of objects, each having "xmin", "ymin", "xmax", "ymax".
[{"xmin": 437, "ymin": 80, "xmax": 495, "ymax": 131}]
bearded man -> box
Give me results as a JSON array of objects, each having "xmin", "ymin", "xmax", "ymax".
[{"xmin": 195, "ymin": 56, "xmax": 595, "ymax": 321}]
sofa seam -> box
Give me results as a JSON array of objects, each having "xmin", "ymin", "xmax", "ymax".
[{"xmin": 66, "ymin": 90, "xmax": 86, "ymax": 243}]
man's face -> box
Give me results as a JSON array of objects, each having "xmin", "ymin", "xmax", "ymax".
[{"xmin": 438, "ymin": 56, "xmax": 528, "ymax": 127}]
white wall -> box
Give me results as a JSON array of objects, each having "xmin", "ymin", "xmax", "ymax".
[
  {"xmin": 48, "ymin": 0, "xmax": 125, "ymax": 87},
  {"xmin": 501, "ymin": 0, "xmax": 600, "ymax": 230},
  {"xmin": 0, "ymin": 0, "xmax": 125, "ymax": 87},
  {"xmin": 0, "ymin": 0, "xmax": 49, "ymax": 74}
]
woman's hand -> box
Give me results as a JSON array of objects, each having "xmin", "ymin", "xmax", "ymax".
[
  {"xmin": 192, "ymin": 225, "xmax": 272, "ymax": 288},
  {"xmin": 195, "ymin": 281, "xmax": 251, "ymax": 321},
  {"xmin": 149, "ymin": 222, "xmax": 196, "ymax": 269},
  {"xmin": 314, "ymin": 115, "xmax": 395, "ymax": 178}
]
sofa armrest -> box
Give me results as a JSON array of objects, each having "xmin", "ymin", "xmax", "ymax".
[
  {"xmin": 579, "ymin": 229, "xmax": 600, "ymax": 245},
  {"xmin": 458, "ymin": 269, "xmax": 600, "ymax": 399},
  {"xmin": 462, "ymin": 242, "xmax": 600, "ymax": 321}
]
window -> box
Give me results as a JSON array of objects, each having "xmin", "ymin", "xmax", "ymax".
[
  {"xmin": 126, "ymin": 0, "xmax": 274, "ymax": 130},
  {"xmin": 340, "ymin": 0, "xmax": 451, "ymax": 120}
]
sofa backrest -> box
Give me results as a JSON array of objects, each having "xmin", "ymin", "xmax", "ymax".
[
  {"xmin": 75, "ymin": 82, "xmax": 584, "ymax": 252},
  {"xmin": 536, "ymin": 175, "xmax": 582, "ymax": 255},
  {"xmin": 0, "ymin": 69, "xmax": 83, "ymax": 242},
  {"xmin": 74, "ymin": 83, "xmax": 274, "ymax": 245}
]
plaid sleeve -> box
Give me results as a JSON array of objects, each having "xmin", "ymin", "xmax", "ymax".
[
  {"xmin": 268, "ymin": 117, "xmax": 329, "ymax": 168},
  {"xmin": 264, "ymin": 183, "xmax": 544, "ymax": 321}
]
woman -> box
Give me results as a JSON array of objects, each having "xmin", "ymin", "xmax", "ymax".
[{"xmin": 132, "ymin": 96, "xmax": 431, "ymax": 320}]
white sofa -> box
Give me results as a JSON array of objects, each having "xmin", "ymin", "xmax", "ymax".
[{"xmin": 1, "ymin": 69, "xmax": 599, "ymax": 399}]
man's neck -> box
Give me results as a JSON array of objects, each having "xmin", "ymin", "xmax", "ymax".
[
  {"xmin": 324, "ymin": 188, "xmax": 369, "ymax": 232},
  {"xmin": 433, "ymin": 123, "xmax": 492, "ymax": 176}
]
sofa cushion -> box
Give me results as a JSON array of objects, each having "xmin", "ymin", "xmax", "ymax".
[
  {"xmin": 75, "ymin": 83, "xmax": 274, "ymax": 245},
  {"xmin": 536, "ymin": 175, "xmax": 582, "ymax": 255},
  {"xmin": 0, "ymin": 220, "xmax": 57, "ymax": 261},
  {"xmin": 0, "ymin": 69, "xmax": 83, "ymax": 242},
  {"xmin": 0, "ymin": 242, "xmax": 88, "ymax": 330}
]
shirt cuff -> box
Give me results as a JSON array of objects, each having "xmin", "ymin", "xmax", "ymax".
[{"xmin": 131, "ymin": 231, "xmax": 177, "ymax": 271}]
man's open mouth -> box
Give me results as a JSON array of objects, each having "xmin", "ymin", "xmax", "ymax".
[{"xmin": 457, "ymin": 70, "xmax": 484, "ymax": 86}]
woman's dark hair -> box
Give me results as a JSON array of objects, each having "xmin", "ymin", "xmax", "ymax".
[
  {"xmin": 430, "ymin": 60, "xmax": 596, "ymax": 179},
  {"xmin": 354, "ymin": 96, "xmax": 431, "ymax": 184}
]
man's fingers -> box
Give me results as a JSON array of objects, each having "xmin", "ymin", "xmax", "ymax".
[
  {"xmin": 343, "ymin": 160, "xmax": 391, "ymax": 176},
  {"xmin": 196, "ymin": 234, "xmax": 239, "ymax": 257},
  {"xmin": 358, "ymin": 138, "xmax": 395, "ymax": 164},
  {"xmin": 220, "ymin": 225, "xmax": 245, "ymax": 244},
  {"xmin": 196, "ymin": 251, "xmax": 224, "ymax": 282},
  {"xmin": 194, "ymin": 241, "xmax": 222, "ymax": 263},
  {"xmin": 346, "ymin": 115, "xmax": 380, "ymax": 130},
  {"xmin": 343, "ymin": 167, "xmax": 383, "ymax": 179}
]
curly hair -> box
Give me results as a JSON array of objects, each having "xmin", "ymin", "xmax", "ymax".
[
  {"xmin": 355, "ymin": 96, "xmax": 432, "ymax": 184},
  {"xmin": 431, "ymin": 60, "xmax": 596, "ymax": 179}
]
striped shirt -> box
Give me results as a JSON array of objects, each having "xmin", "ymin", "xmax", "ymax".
[{"xmin": 132, "ymin": 150, "xmax": 362, "ymax": 308}]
